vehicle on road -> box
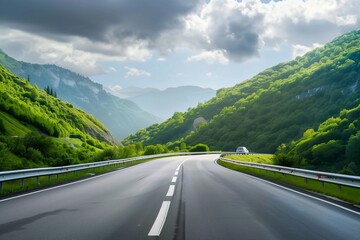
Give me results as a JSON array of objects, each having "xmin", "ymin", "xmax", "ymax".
[{"xmin": 236, "ymin": 146, "xmax": 249, "ymax": 154}]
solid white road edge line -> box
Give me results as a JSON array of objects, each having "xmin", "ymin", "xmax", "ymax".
[
  {"xmin": 166, "ymin": 185, "xmax": 175, "ymax": 197},
  {"xmin": 0, "ymin": 168, "xmax": 123, "ymax": 203},
  {"xmin": 215, "ymin": 159, "xmax": 360, "ymax": 216},
  {"xmin": 148, "ymin": 201, "xmax": 171, "ymax": 236},
  {"xmin": 171, "ymin": 176, "xmax": 177, "ymax": 183}
]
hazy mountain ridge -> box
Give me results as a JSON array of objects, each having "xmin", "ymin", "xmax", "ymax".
[
  {"xmin": 109, "ymin": 86, "xmax": 216, "ymax": 119},
  {"xmin": 124, "ymin": 29, "xmax": 360, "ymax": 154},
  {"xmin": 0, "ymin": 50, "xmax": 162, "ymax": 140}
]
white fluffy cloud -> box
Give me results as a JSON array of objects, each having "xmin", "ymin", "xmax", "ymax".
[
  {"xmin": 292, "ymin": 43, "xmax": 323, "ymax": 58},
  {"xmin": 187, "ymin": 50, "xmax": 229, "ymax": 64},
  {"xmin": 124, "ymin": 67, "xmax": 151, "ymax": 78}
]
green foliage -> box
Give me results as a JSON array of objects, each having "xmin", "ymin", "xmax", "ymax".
[
  {"xmin": 0, "ymin": 64, "xmax": 121, "ymax": 171},
  {"xmin": 44, "ymin": 85, "xmax": 57, "ymax": 98},
  {"xmin": 189, "ymin": 143, "xmax": 210, "ymax": 152},
  {"xmin": 0, "ymin": 64, "xmax": 116, "ymax": 146},
  {"xmin": 346, "ymin": 131, "xmax": 360, "ymax": 164},
  {"xmin": 225, "ymin": 154, "xmax": 274, "ymax": 164},
  {"xmin": 0, "ymin": 119, "xmax": 5, "ymax": 133},
  {"xmin": 124, "ymin": 29, "xmax": 360, "ymax": 160},
  {"xmin": 276, "ymin": 104, "xmax": 360, "ymax": 174},
  {"xmin": 0, "ymin": 49, "xmax": 161, "ymax": 140}
]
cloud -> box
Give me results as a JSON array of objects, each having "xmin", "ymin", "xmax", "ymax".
[
  {"xmin": 0, "ymin": 0, "xmax": 359, "ymax": 75},
  {"xmin": 0, "ymin": 0, "xmax": 200, "ymax": 74},
  {"xmin": 292, "ymin": 43, "xmax": 323, "ymax": 58},
  {"xmin": 260, "ymin": 0, "xmax": 360, "ymax": 47},
  {"xmin": 124, "ymin": 67, "xmax": 151, "ymax": 78},
  {"xmin": 206, "ymin": 72, "xmax": 213, "ymax": 77},
  {"xmin": 187, "ymin": 50, "xmax": 229, "ymax": 64}
]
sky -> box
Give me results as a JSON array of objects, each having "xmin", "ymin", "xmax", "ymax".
[{"xmin": 0, "ymin": 0, "xmax": 359, "ymax": 90}]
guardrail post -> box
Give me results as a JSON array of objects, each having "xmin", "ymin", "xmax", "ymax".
[
  {"xmin": 21, "ymin": 179, "xmax": 24, "ymax": 188},
  {"xmin": 0, "ymin": 181, "xmax": 2, "ymax": 193},
  {"xmin": 304, "ymin": 178, "xmax": 308, "ymax": 184},
  {"xmin": 338, "ymin": 184, "xmax": 342, "ymax": 192},
  {"xmin": 36, "ymin": 176, "xmax": 39, "ymax": 185}
]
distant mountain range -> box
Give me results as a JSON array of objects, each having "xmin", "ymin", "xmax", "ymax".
[
  {"xmin": 107, "ymin": 86, "xmax": 216, "ymax": 119},
  {"xmin": 0, "ymin": 50, "xmax": 161, "ymax": 140},
  {"xmin": 124, "ymin": 29, "xmax": 360, "ymax": 159}
]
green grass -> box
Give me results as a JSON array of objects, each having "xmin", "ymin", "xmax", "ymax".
[
  {"xmin": 0, "ymin": 159, "xmax": 152, "ymax": 197},
  {"xmin": 218, "ymin": 159, "xmax": 360, "ymax": 205},
  {"xmin": 0, "ymin": 111, "xmax": 33, "ymax": 136},
  {"xmin": 225, "ymin": 154, "xmax": 274, "ymax": 164}
]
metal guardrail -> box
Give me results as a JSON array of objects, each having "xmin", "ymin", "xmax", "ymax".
[
  {"xmin": 220, "ymin": 154, "xmax": 360, "ymax": 189},
  {"xmin": 0, "ymin": 152, "xmax": 221, "ymax": 192}
]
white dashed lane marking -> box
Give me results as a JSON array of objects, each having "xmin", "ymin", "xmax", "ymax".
[
  {"xmin": 148, "ymin": 160, "xmax": 186, "ymax": 236},
  {"xmin": 166, "ymin": 185, "xmax": 175, "ymax": 197},
  {"xmin": 148, "ymin": 201, "xmax": 171, "ymax": 236}
]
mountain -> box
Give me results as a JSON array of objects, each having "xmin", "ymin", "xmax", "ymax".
[
  {"xmin": 0, "ymin": 50, "xmax": 162, "ymax": 140},
  {"xmin": 106, "ymin": 86, "xmax": 158, "ymax": 99},
  {"xmin": 123, "ymin": 29, "xmax": 360, "ymax": 154},
  {"xmin": 108, "ymin": 86, "xmax": 216, "ymax": 119},
  {"xmin": 0, "ymin": 64, "xmax": 117, "ymax": 170}
]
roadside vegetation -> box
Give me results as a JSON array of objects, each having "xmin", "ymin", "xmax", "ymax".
[
  {"xmin": 274, "ymin": 104, "xmax": 360, "ymax": 175},
  {"xmin": 225, "ymin": 154, "xmax": 274, "ymax": 164}
]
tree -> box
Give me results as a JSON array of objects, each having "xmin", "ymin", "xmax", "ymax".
[
  {"xmin": 346, "ymin": 132, "xmax": 360, "ymax": 164},
  {"xmin": 0, "ymin": 119, "xmax": 5, "ymax": 133},
  {"xmin": 189, "ymin": 143, "xmax": 210, "ymax": 152}
]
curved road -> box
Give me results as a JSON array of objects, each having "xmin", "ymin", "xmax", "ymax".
[{"xmin": 0, "ymin": 154, "xmax": 359, "ymax": 239}]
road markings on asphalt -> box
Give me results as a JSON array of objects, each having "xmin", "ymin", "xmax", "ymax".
[
  {"xmin": 0, "ymin": 169, "xmax": 123, "ymax": 203},
  {"xmin": 215, "ymin": 159, "xmax": 360, "ymax": 216},
  {"xmin": 176, "ymin": 160, "xmax": 185, "ymax": 171},
  {"xmin": 166, "ymin": 185, "xmax": 175, "ymax": 197},
  {"xmin": 148, "ymin": 160, "xmax": 186, "ymax": 237},
  {"xmin": 148, "ymin": 201, "xmax": 171, "ymax": 236}
]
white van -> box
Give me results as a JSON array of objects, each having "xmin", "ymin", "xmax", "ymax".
[{"xmin": 236, "ymin": 146, "xmax": 249, "ymax": 154}]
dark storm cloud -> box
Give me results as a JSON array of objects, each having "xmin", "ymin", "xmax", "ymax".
[
  {"xmin": 204, "ymin": 2, "xmax": 265, "ymax": 62},
  {"xmin": 0, "ymin": 0, "xmax": 199, "ymax": 43}
]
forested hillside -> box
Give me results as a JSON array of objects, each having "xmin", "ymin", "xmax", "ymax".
[
  {"xmin": 0, "ymin": 50, "xmax": 162, "ymax": 139},
  {"xmin": 275, "ymin": 104, "xmax": 360, "ymax": 175},
  {"xmin": 0, "ymin": 64, "xmax": 118, "ymax": 170},
  {"xmin": 124, "ymin": 30, "xmax": 360, "ymax": 154}
]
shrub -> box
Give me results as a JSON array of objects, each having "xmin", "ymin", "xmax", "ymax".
[{"xmin": 189, "ymin": 143, "xmax": 210, "ymax": 152}]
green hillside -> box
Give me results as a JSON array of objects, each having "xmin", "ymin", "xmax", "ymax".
[
  {"xmin": 275, "ymin": 104, "xmax": 360, "ymax": 175},
  {"xmin": 124, "ymin": 29, "xmax": 360, "ymax": 154},
  {"xmin": 0, "ymin": 64, "xmax": 118, "ymax": 170},
  {"xmin": 0, "ymin": 50, "xmax": 162, "ymax": 140}
]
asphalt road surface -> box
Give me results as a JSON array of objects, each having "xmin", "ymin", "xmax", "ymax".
[{"xmin": 0, "ymin": 154, "xmax": 359, "ymax": 240}]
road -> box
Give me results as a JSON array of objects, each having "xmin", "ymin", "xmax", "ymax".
[{"xmin": 0, "ymin": 154, "xmax": 359, "ymax": 239}]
